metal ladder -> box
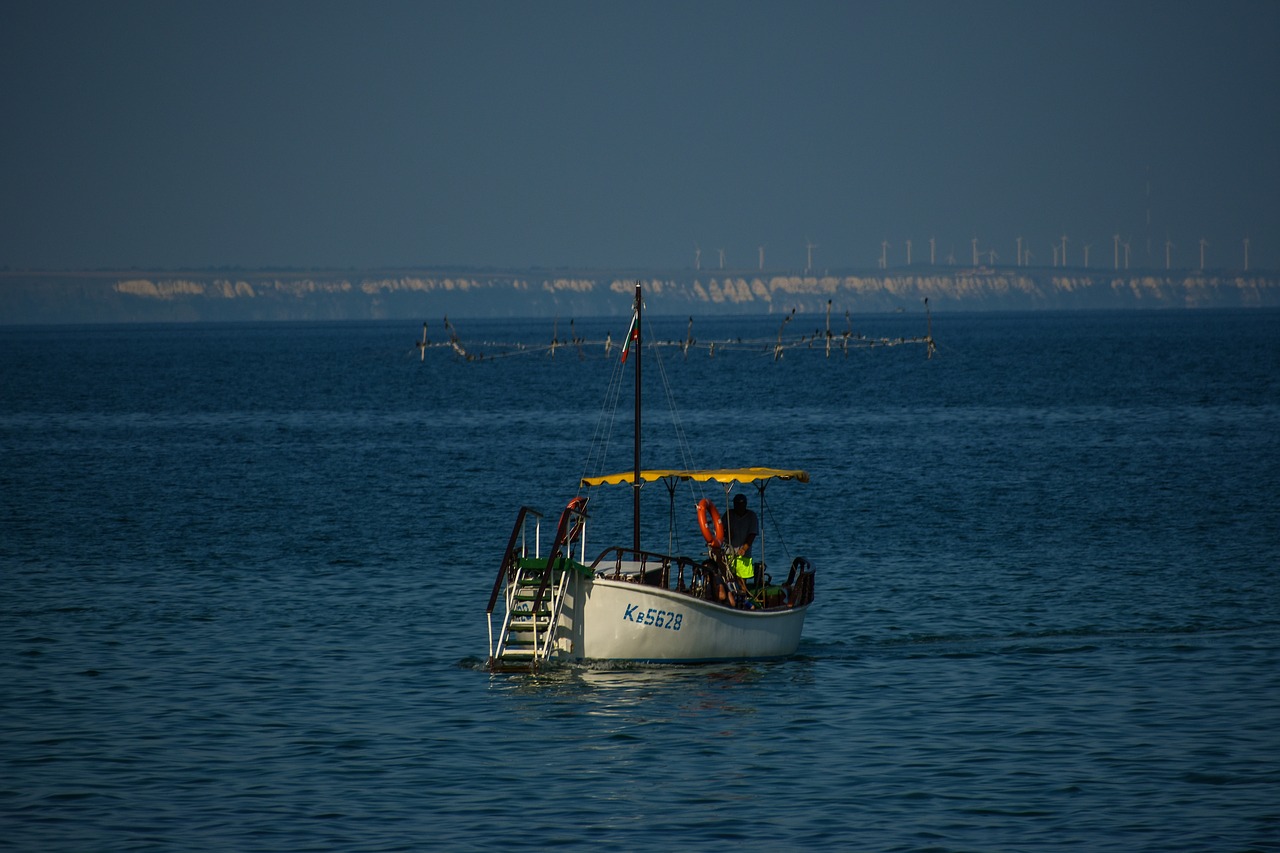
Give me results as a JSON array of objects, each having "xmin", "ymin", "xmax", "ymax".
[
  {"xmin": 490, "ymin": 557, "xmax": 572, "ymax": 671},
  {"xmin": 486, "ymin": 504, "xmax": 584, "ymax": 672}
]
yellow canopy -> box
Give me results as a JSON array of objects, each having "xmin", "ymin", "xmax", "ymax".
[{"xmin": 581, "ymin": 467, "xmax": 809, "ymax": 487}]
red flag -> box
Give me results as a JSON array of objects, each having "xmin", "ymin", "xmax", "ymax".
[{"xmin": 619, "ymin": 310, "xmax": 639, "ymax": 363}]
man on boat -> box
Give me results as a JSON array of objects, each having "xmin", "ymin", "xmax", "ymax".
[{"xmin": 723, "ymin": 493, "xmax": 759, "ymax": 589}]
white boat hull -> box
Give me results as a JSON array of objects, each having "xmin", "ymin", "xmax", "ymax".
[{"xmin": 558, "ymin": 574, "xmax": 808, "ymax": 663}]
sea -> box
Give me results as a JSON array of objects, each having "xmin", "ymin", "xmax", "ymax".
[{"xmin": 2, "ymin": 309, "xmax": 1278, "ymax": 852}]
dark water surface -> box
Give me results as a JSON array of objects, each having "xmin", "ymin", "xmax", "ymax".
[{"xmin": 3, "ymin": 311, "xmax": 1278, "ymax": 851}]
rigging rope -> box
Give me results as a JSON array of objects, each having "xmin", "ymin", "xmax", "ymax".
[{"xmin": 577, "ymin": 343, "xmax": 628, "ymax": 493}]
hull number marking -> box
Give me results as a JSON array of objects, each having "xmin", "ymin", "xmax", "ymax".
[{"xmin": 623, "ymin": 603, "xmax": 683, "ymax": 631}]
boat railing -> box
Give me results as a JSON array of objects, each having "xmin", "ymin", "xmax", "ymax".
[
  {"xmin": 785, "ymin": 556, "xmax": 816, "ymax": 607},
  {"xmin": 487, "ymin": 505, "xmax": 543, "ymax": 616},
  {"xmin": 523, "ymin": 501, "xmax": 585, "ymax": 622},
  {"xmin": 588, "ymin": 547, "xmax": 705, "ymax": 593}
]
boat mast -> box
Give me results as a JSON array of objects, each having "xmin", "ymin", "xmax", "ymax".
[{"xmin": 632, "ymin": 281, "xmax": 642, "ymax": 552}]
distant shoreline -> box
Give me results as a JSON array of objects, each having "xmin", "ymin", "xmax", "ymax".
[{"xmin": 2, "ymin": 266, "xmax": 1277, "ymax": 324}]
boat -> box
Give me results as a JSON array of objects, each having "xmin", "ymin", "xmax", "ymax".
[{"xmin": 486, "ymin": 282, "xmax": 816, "ymax": 671}]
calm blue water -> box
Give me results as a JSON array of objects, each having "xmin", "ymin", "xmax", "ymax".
[{"xmin": 3, "ymin": 310, "xmax": 1278, "ymax": 852}]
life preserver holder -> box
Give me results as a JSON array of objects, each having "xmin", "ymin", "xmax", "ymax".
[
  {"xmin": 697, "ymin": 498, "xmax": 725, "ymax": 547},
  {"xmin": 558, "ymin": 496, "xmax": 588, "ymax": 544}
]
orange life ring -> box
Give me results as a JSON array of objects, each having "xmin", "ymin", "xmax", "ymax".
[
  {"xmin": 697, "ymin": 498, "xmax": 725, "ymax": 547},
  {"xmin": 558, "ymin": 496, "xmax": 587, "ymax": 543}
]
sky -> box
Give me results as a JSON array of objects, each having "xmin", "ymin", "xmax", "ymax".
[{"xmin": 2, "ymin": 0, "xmax": 1278, "ymax": 272}]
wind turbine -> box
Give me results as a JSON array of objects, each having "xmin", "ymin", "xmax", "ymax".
[
  {"xmin": 880, "ymin": 240, "xmax": 890, "ymax": 269},
  {"xmin": 929, "ymin": 236, "xmax": 936, "ymax": 265},
  {"xmin": 1016, "ymin": 236, "xmax": 1023, "ymax": 267},
  {"xmin": 1052, "ymin": 245, "xmax": 1059, "ymax": 267},
  {"xmin": 805, "ymin": 239, "xmax": 817, "ymax": 274},
  {"xmin": 1083, "ymin": 243, "xmax": 1091, "ymax": 268},
  {"xmin": 695, "ymin": 245, "xmax": 701, "ymax": 271},
  {"xmin": 1244, "ymin": 237, "xmax": 1250, "ymax": 271},
  {"xmin": 1113, "ymin": 234, "xmax": 1121, "ymax": 270},
  {"xmin": 1123, "ymin": 239, "xmax": 1131, "ymax": 270},
  {"xmin": 1199, "ymin": 238, "xmax": 1208, "ymax": 270},
  {"xmin": 758, "ymin": 245, "xmax": 765, "ymax": 271},
  {"xmin": 718, "ymin": 248, "xmax": 725, "ymax": 270},
  {"xmin": 1165, "ymin": 237, "xmax": 1173, "ymax": 270},
  {"xmin": 1060, "ymin": 235, "xmax": 1068, "ymax": 269},
  {"xmin": 905, "ymin": 239, "xmax": 913, "ymax": 266}
]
